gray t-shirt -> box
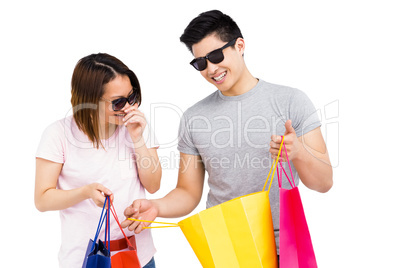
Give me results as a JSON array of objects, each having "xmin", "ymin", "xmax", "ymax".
[{"xmin": 177, "ymin": 79, "xmax": 321, "ymax": 252}]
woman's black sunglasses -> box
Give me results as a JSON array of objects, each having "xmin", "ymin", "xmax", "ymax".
[
  {"xmin": 190, "ymin": 38, "xmax": 239, "ymax": 71},
  {"xmin": 101, "ymin": 90, "xmax": 138, "ymax": 111}
]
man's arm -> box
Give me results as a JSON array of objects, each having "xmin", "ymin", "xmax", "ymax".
[
  {"xmin": 270, "ymin": 120, "xmax": 333, "ymax": 193},
  {"xmin": 121, "ymin": 152, "xmax": 205, "ymax": 233}
]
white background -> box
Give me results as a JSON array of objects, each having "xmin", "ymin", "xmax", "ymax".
[{"xmin": 1, "ymin": 0, "xmax": 401, "ymax": 267}]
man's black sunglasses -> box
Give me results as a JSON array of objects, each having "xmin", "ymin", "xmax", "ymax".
[
  {"xmin": 190, "ymin": 38, "xmax": 239, "ymax": 71},
  {"xmin": 101, "ymin": 90, "xmax": 138, "ymax": 111}
]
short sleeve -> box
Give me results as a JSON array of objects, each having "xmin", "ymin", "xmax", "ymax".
[
  {"xmin": 177, "ymin": 112, "xmax": 200, "ymax": 155},
  {"xmin": 289, "ymin": 89, "xmax": 321, "ymax": 137},
  {"xmin": 36, "ymin": 120, "xmax": 65, "ymax": 163}
]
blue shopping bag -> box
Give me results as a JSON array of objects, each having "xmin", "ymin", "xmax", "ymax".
[{"xmin": 82, "ymin": 196, "xmax": 111, "ymax": 268}]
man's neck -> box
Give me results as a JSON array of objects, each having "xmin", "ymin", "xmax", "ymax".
[{"xmin": 221, "ymin": 69, "xmax": 258, "ymax": 96}]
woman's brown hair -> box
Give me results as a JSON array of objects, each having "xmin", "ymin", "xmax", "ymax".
[{"xmin": 71, "ymin": 53, "xmax": 142, "ymax": 148}]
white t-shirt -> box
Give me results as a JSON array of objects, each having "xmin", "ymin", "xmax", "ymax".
[{"xmin": 36, "ymin": 115, "xmax": 158, "ymax": 267}]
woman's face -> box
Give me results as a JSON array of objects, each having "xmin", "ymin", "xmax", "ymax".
[{"xmin": 98, "ymin": 74, "xmax": 133, "ymax": 127}]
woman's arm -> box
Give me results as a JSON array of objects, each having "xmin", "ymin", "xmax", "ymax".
[
  {"xmin": 121, "ymin": 153, "xmax": 205, "ymax": 233},
  {"xmin": 123, "ymin": 103, "xmax": 162, "ymax": 194},
  {"xmin": 34, "ymin": 158, "xmax": 113, "ymax": 212},
  {"xmin": 132, "ymin": 141, "xmax": 161, "ymax": 194}
]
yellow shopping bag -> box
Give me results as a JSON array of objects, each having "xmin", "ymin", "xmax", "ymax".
[{"xmin": 130, "ymin": 138, "xmax": 284, "ymax": 268}]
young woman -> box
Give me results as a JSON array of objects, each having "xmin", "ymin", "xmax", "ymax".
[{"xmin": 35, "ymin": 53, "xmax": 161, "ymax": 268}]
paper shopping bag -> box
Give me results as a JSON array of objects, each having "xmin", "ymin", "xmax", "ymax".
[
  {"xmin": 179, "ymin": 190, "xmax": 277, "ymax": 268},
  {"xmin": 278, "ymin": 143, "xmax": 317, "ymax": 268},
  {"xmin": 110, "ymin": 202, "xmax": 141, "ymax": 268},
  {"xmin": 129, "ymin": 137, "xmax": 286, "ymax": 268},
  {"xmin": 87, "ymin": 239, "xmax": 111, "ymax": 268},
  {"xmin": 83, "ymin": 196, "xmax": 111, "ymax": 268}
]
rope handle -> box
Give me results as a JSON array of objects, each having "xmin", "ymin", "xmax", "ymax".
[
  {"xmin": 127, "ymin": 218, "xmax": 180, "ymax": 229},
  {"xmin": 109, "ymin": 201, "xmax": 136, "ymax": 249},
  {"xmin": 278, "ymin": 142, "xmax": 296, "ymax": 188},
  {"xmin": 104, "ymin": 196, "xmax": 111, "ymax": 251},
  {"xmin": 262, "ymin": 136, "xmax": 285, "ymax": 192},
  {"xmin": 91, "ymin": 196, "xmax": 109, "ymax": 252}
]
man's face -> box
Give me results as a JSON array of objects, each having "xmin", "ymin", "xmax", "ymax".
[{"xmin": 192, "ymin": 34, "xmax": 246, "ymax": 96}]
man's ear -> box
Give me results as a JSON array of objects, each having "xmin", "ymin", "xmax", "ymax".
[{"xmin": 236, "ymin": 38, "xmax": 245, "ymax": 55}]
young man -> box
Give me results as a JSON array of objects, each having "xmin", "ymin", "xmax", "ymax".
[{"xmin": 121, "ymin": 10, "xmax": 333, "ymax": 255}]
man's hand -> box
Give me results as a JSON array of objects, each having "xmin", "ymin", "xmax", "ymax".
[
  {"xmin": 269, "ymin": 120, "xmax": 301, "ymax": 161},
  {"xmin": 121, "ymin": 199, "xmax": 159, "ymax": 234}
]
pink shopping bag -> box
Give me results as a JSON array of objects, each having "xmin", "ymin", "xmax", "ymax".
[{"xmin": 278, "ymin": 142, "xmax": 318, "ymax": 268}]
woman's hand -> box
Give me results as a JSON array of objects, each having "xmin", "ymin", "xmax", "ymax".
[
  {"xmin": 85, "ymin": 183, "xmax": 114, "ymax": 208},
  {"xmin": 123, "ymin": 103, "xmax": 146, "ymax": 143}
]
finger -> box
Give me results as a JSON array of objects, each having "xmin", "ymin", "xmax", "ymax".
[
  {"xmin": 125, "ymin": 118, "xmax": 146, "ymax": 128},
  {"xmin": 271, "ymin": 135, "xmax": 283, "ymax": 143},
  {"xmin": 126, "ymin": 116, "xmax": 146, "ymax": 125},
  {"xmin": 271, "ymin": 155, "xmax": 286, "ymax": 162},
  {"xmin": 132, "ymin": 200, "xmax": 141, "ymax": 216},
  {"xmin": 123, "ymin": 200, "xmax": 141, "ymax": 219},
  {"xmin": 269, "ymin": 141, "xmax": 281, "ymax": 149},
  {"xmin": 120, "ymin": 219, "xmax": 130, "ymax": 228},
  {"xmin": 270, "ymin": 149, "xmax": 283, "ymax": 159},
  {"xmin": 134, "ymin": 223, "xmax": 143, "ymax": 234},
  {"xmin": 123, "ymin": 103, "xmax": 140, "ymax": 114},
  {"xmin": 129, "ymin": 219, "xmax": 142, "ymax": 232},
  {"xmin": 123, "ymin": 115, "xmax": 146, "ymax": 126},
  {"xmin": 121, "ymin": 218, "xmax": 137, "ymax": 229},
  {"xmin": 134, "ymin": 218, "xmax": 150, "ymax": 234},
  {"xmin": 95, "ymin": 195, "xmax": 107, "ymax": 207},
  {"xmin": 278, "ymin": 156, "xmax": 288, "ymax": 162},
  {"xmin": 123, "ymin": 111, "xmax": 144, "ymax": 123},
  {"xmin": 269, "ymin": 148, "xmax": 278, "ymax": 157},
  {"xmin": 108, "ymin": 193, "xmax": 114, "ymax": 204},
  {"xmin": 284, "ymin": 120, "xmax": 296, "ymax": 135},
  {"xmin": 269, "ymin": 146, "xmax": 281, "ymax": 154},
  {"xmin": 124, "ymin": 206, "xmax": 136, "ymax": 218},
  {"xmin": 96, "ymin": 184, "xmax": 113, "ymax": 196}
]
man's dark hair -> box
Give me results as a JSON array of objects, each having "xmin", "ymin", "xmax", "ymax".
[{"xmin": 180, "ymin": 10, "xmax": 243, "ymax": 53}]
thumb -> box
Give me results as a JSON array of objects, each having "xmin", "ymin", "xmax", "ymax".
[
  {"xmin": 96, "ymin": 183, "xmax": 112, "ymax": 196},
  {"xmin": 124, "ymin": 200, "xmax": 140, "ymax": 217},
  {"xmin": 284, "ymin": 120, "xmax": 296, "ymax": 135}
]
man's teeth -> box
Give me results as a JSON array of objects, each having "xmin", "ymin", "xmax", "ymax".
[
  {"xmin": 116, "ymin": 114, "xmax": 125, "ymax": 117},
  {"xmin": 213, "ymin": 72, "xmax": 226, "ymax": 81}
]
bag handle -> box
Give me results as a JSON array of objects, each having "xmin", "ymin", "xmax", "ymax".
[
  {"xmin": 127, "ymin": 218, "xmax": 180, "ymax": 229},
  {"xmin": 104, "ymin": 196, "xmax": 111, "ymax": 250},
  {"xmin": 277, "ymin": 143, "xmax": 296, "ymax": 188},
  {"xmin": 91, "ymin": 196, "xmax": 109, "ymax": 252},
  {"xmin": 262, "ymin": 136, "xmax": 285, "ymax": 192},
  {"xmin": 109, "ymin": 201, "xmax": 139, "ymax": 249}
]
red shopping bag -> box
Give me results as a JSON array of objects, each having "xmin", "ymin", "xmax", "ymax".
[
  {"xmin": 278, "ymin": 142, "xmax": 318, "ymax": 268},
  {"xmin": 110, "ymin": 202, "xmax": 141, "ymax": 268}
]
